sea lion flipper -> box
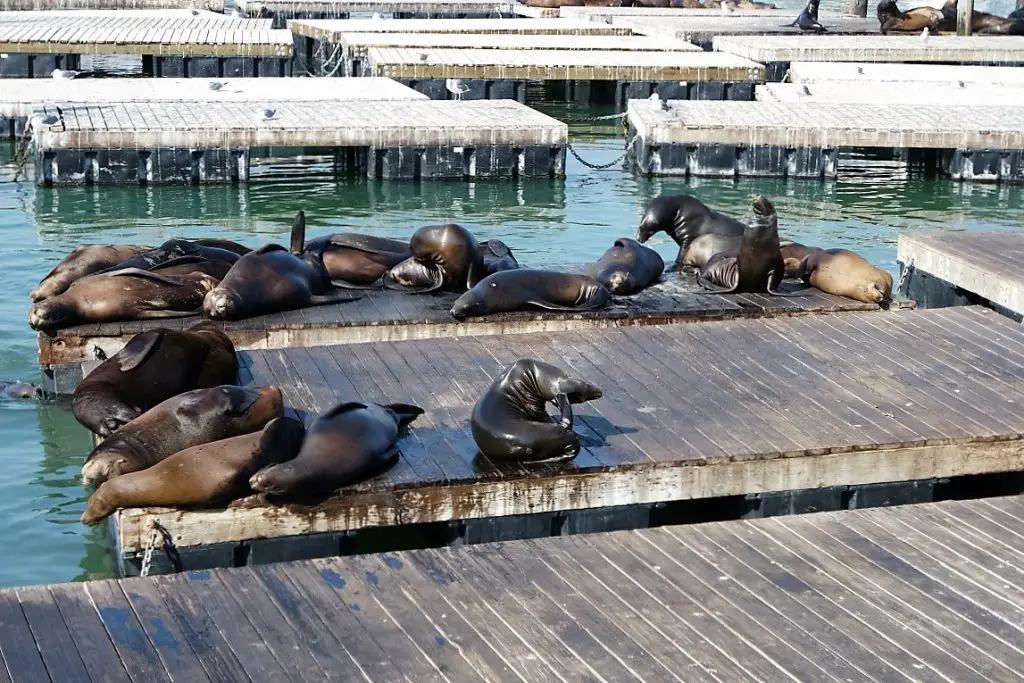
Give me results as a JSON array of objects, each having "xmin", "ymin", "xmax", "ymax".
[
  {"xmin": 255, "ymin": 417, "xmax": 306, "ymax": 470},
  {"xmin": 103, "ymin": 268, "xmax": 186, "ymax": 286},
  {"xmin": 329, "ymin": 278, "xmax": 385, "ymax": 290},
  {"xmin": 309, "ymin": 291, "xmax": 364, "ymax": 306},
  {"xmin": 134, "ymin": 308, "xmax": 204, "ymax": 319},
  {"xmin": 117, "ymin": 330, "xmax": 165, "ymax": 372},
  {"xmin": 385, "ymin": 403, "xmax": 425, "ymax": 428},
  {"xmin": 554, "ymin": 394, "xmax": 573, "ymax": 429},
  {"xmin": 149, "ymin": 255, "xmax": 208, "ymax": 270},
  {"xmin": 765, "ymin": 269, "xmax": 796, "ymax": 297},
  {"xmin": 290, "ymin": 211, "xmax": 306, "ymax": 255}
]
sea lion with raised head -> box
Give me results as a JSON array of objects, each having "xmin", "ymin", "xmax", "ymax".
[
  {"xmin": 680, "ymin": 233, "xmax": 743, "ymax": 269},
  {"xmin": 81, "ymin": 416, "xmax": 305, "ymax": 525},
  {"xmin": 585, "ymin": 238, "xmax": 664, "ymax": 295},
  {"xmin": 249, "ymin": 402, "xmax": 423, "ymax": 497},
  {"xmin": 30, "ymin": 244, "xmax": 150, "ymax": 302},
  {"xmin": 798, "ymin": 249, "xmax": 894, "ymax": 303},
  {"xmin": 72, "ymin": 322, "xmax": 238, "ymax": 437},
  {"xmin": 303, "ymin": 233, "xmax": 411, "ymax": 288},
  {"xmin": 636, "ymin": 194, "xmax": 747, "ymax": 268},
  {"xmin": 472, "ymin": 358, "xmax": 602, "ymax": 463},
  {"xmin": 786, "ymin": 0, "xmax": 826, "ymax": 31},
  {"xmin": 450, "ymin": 270, "xmax": 611, "ymax": 320},
  {"xmin": 876, "ymin": 0, "xmax": 943, "ymax": 32},
  {"xmin": 29, "ymin": 260, "xmax": 230, "ymax": 332},
  {"xmin": 81, "ymin": 384, "xmax": 283, "ymax": 486},
  {"xmin": 383, "ymin": 224, "xmax": 484, "ymax": 293},
  {"xmin": 698, "ymin": 195, "xmax": 786, "ymax": 295},
  {"xmin": 780, "ymin": 240, "xmax": 822, "ymax": 278}
]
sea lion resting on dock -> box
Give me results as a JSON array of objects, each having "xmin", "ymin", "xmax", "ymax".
[
  {"xmin": 636, "ymin": 194, "xmax": 747, "ymax": 269},
  {"xmin": 585, "ymin": 238, "xmax": 664, "ymax": 295},
  {"xmin": 81, "ymin": 417, "xmax": 305, "ymax": 525},
  {"xmin": 798, "ymin": 249, "xmax": 893, "ymax": 304},
  {"xmin": 698, "ymin": 195, "xmax": 786, "ymax": 295},
  {"xmin": 384, "ymin": 224, "xmax": 486, "ymax": 293},
  {"xmin": 71, "ymin": 322, "xmax": 238, "ymax": 437},
  {"xmin": 249, "ymin": 402, "xmax": 424, "ymax": 497},
  {"xmin": 780, "ymin": 240, "xmax": 821, "ymax": 278},
  {"xmin": 876, "ymin": 0, "xmax": 943, "ymax": 32},
  {"xmin": 680, "ymin": 234, "xmax": 743, "ymax": 269},
  {"xmin": 472, "ymin": 358, "xmax": 603, "ymax": 463},
  {"xmin": 302, "ymin": 233, "xmax": 411, "ymax": 288},
  {"xmin": 449, "ymin": 270, "xmax": 611, "ymax": 320},
  {"xmin": 30, "ymin": 244, "xmax": 149, "ymax": 302},
  {"xmin": 81, "ymin": 385, "xmax": 283, "ymax": 486},
  {"xmin": 478, "ymin": 239, "xmax": 520, "ymax": 277},
  {"xmin": 95, "ymin": 238, "xmax": 246, "ymax": 274},
  {"xmin": 938, "ymin": 0, "xmax": 1024, "ymax": 33}
]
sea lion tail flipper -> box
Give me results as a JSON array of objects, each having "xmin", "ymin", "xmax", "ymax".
[
  {"xmin": 309, "ymin": 291, "xmax": 365, "ymax": 306},
  {"xmin": 765, "ymin": 269, "xmax": 796, "ymax": 297},
  {"xmin": 385, "ymin": 403, "xmax": 425, "ymax": 428},
  {"xmin": 103, "ymin": 268, "xmax": 186, "ymax": 286},
  {"xmin": 255, "ymin": 417, "xmax": 306, "ymax": 469},
  {"xmin": 329, "ymin": 278, "xmax": 385, "ymax": 290},
  {"xmin": 554, "ymin": 394, "xmax": 573, "ymax": 429},
  {"xmin": 290, "ymin": 211, "xmax": 306, "ymax": 255},
  {"xmin": 149, "ymin": 255, "xmax": 208, "ymax": 270},
  {"xmin": 117, "ymin": 330, "xmax": 165, "ymax": 371},
  {"xmin": 134, "ymin": 308, "xmax": 205, "ymax": 319}
]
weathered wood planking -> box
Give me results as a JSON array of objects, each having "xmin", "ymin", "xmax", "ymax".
[
  {"xmin": 615, "ymin": 14, "xmax": 879, "ymax": 45},
  {"xmin": 714, "ymin": 34, "xmax": 1024, "ymax": 65},
  {"xmin": 788, "ymin": 61, "xmax": 1024, "ymax": 86},
  {"xmin": 321, "ymin": 31, "xmax": 702, "ymax": 54},
  {"xmin": 898, "ymin": 231, "xmax": 1024, "ymax": 318},
  {"xmin": 559, "ymin": 4, "xmax": 794, "ymax": 20},
  {"xmin": 287, "ymin": 16, "xmax": 636, "ymax": 35},
  {"xmin": 756, "ymin": 81, "xmax": 1024, "ymax": 104},
  {"xmin": 112, "ymin": 305, "xmax": 1024, "ymax": 556},
  {"xmin": 237, "ymin": 0, "xmax": 507, "ymax": 15},
  {"xmin": 0, "ymin": 0, "xmax": 223, "ymax": 8},
  {"xmin": 11, "ymin": 495, "xmax": 1024, "ymax": 679}
]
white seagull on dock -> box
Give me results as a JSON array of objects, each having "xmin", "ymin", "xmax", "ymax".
[
  {"xmin": 920, "ymin": 27, "xmax": 930, "ymax": 42},
  {"xmin": 648, "ymin": 92, "xmax": 669, "ymax": 112},
  {"xmin": 446, "ymin": 78, "xmax": 471, "ymax": 100},
  {"xmin": 371, "ymin": 11, "xmax": 383, "ymax": 19},
  {"xmin": 208, "ymin": 81, "xmax": 227, "ymax": 91},
  {"xmin": 51, "ymin": 68, "xmax": 80, "ymax": 79}
]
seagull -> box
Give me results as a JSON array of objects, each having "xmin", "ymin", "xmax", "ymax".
[
  {"xmin": 208, "ymin": 81, "xmax": 227, "ymax": 91},
  {"xmin": 856, "ymin": 65, "xmax": 864, "ymax": 74},
  {"xmin": 257, "ymin": 108, "xmax": 276, "ymax": 123},
  {"xmin": 785, "ymin": 0, "xmax": 826, "ymax": 32},
  {"xmin": 920, "ymin": 27, "xmax": 930, "ymax": 42},
  {"xmin": 418, "ymin": 51, "xmax": 430, "ymax": 62},
  {"xmin": 51, "ymin": 68, "xmax": 80, "ymax": 79},
  {"xmin": 371, "ymin": 11, "xmax": 382, "ymax": 19},
  {"xmin": 446, "ymin": 78, "xmax": 471, "ymax": 100},
  {"xmin": 190, "ymin": 8, "xmax": 200, "ymax": 14},
  {"xmin": 648, "ymin": 92, "xmax": 670, "ymax": 112},
  {"xmin": 32, "ymin": 113, "xmax": 59, "ymax": 127}
]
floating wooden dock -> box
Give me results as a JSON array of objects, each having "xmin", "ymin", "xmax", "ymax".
[
  {"xmin": 8, "ymin": 494, "xmax": 1024, "ymax": 678},
  {"xmin": 714, "ymin": 35, "xmax": 1024, "ymax": 81},
  {"xmin": 614, "ymin": 15, "xmax": 879, "ymax": 49},
  {"xmin": 788, "ymin": 61, "xmax": 1024, "ymax": 86},
  {"xmin": 238, "ymin": 0, "xmax": 511, "ymax": 26},
  {"xmin": 107, "ymin": 305, "xmax": 1024, "ymax": 572},
  {"xmin": 287, "ymin": 17, "xmax": 635, "ymax": 35},
  {"xmin": 31, "ymin": 99, "xmax": 567, "ymax": 186},
  {"xmin": 756, "ymin": 81, "xmax": 1024, "ymax": 105},
  {"xmin": 364, "ymin": 48, "xmax": 764, "ymax": 105},
  {"xmin": 898, "ymin": 231, "xmax": 1024, "ymax": 320},
  {"xmin": 627, "ymin": 100, "xmax": 1024, "ymax": 182},
  {"xmin": 1, "ymin": 77, "xmax": 427, "ymax": 139},
  {"xmin": 559, "ymin": 5, "xmax": 792, "ymax": 21},
  {"xmin": 0, "ymin": 0, "xmax": 223, "ymax": 8}
]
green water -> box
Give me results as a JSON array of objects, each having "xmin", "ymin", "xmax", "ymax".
[{"xmin": 3, "ymin": 104, "xmax": 1024, "ymax": 589}]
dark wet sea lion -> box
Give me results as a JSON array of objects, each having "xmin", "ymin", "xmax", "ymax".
[
  {"xmin": 303, "ymin": 233, "xmax": 411, "ymax": 288},
  {"xmin": 780, "ymin": 240, "xmax": 822, "ymax": 278},
  {"xmin": 192, "ymin": 238, "xmax": 251, "ymax": 256},
  {"xmin": 786, "ymin": 0, "xmax": 826, "ymax": 31},
  {"xmin": 479, "ymin": 239, "xmax": 519, "ymax": 276},
  {"xmin": 450, "ymin": 270, "xmax": 611, "ymax": 320},
  {"xmin": 249, "ymin": 402, "xmax": 423, "ymax": 496},
  {"xmin": 472, "ymin": 358, "xmax": 602, "ymax": 463},
  {"xmin": 1010, "ymin": 7, "xmax": 1024, "ymax": 20},
  {"xmin": 698, "ymin": 195, "xmax": 786, "ymax": 295},
  {"xmin": 636, "ymin": 194, "xmax": 746, "ymax": 268},
  {"xmin": 938, "ymin": 0, "xmax": 1024, "ymax": 34},
  {"xmin": 72, "ymin": 321, "xmax": 238, "ymax": 437},
  {"xmin": 798, "ymin": 249, "xmax": 894, "ymax": 303},
  {"xmin": 681, "ymin": 233, "xmax": 743, "ymax": 269},
  {"xmin": 1, "ymin": 381, "xmax": 40, "ymax": 399},
  {"xmin": 877, "ymin": 0, "xmax": 943, "ymax": 33},
  {"xmin": 585, "ymin": 238, "xmax": 664, "ymax": 295},
  {"xmin": 96, "ymin": 238, "xmax": 242, "ymax": 274},
  {"xmin": 81, "ymin": 384, "xmax": 283, "ymax": 486},
  {"xmin": 81, "ymin": 416, "xmax": 305, "ymax": 525},
  {"xmin": 29, "ymin": 260, "xmax": 230, "ymax": 332},
  {"xmin": 31, "ymin": 244, "xmax": 149, "ymax": 302},
  {"xmin": 383, "ymin": 224, "xmax": 484, "ymax": 293}
]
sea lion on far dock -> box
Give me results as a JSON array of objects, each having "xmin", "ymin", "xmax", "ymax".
[
  {"xmin": 81, "ymin": 385, "xmax": 283, "ymax": 486},
  {"xmin": 680, "ymin": 234, "xmax": 743, "ymax": 269},
  {"xmin": 384, "ymin": 224, "xmax": 484, "ymax": 293},
  {"xmin": 472, "ymin": 358, "xmax": 602, "ymax": 463},
  {"xmin": 303, "ymin": 233, "xmax": 411, "ymax": 288},
  {"xmin": 698, "ymin": 195, "xmax": 786, "ymax": 295},
  {"xmin": 876, "ymin": 0, "xmax": 943, "ymax": 33},
  {"xmin": 30, "ymin": 244, "xmax": 149, "ymax": 301},
  {"xmin": 72, "ymin": 322, "xmax": 238, "ymax": 437},
  {"xmin": 780, "ymin": 240, "xmax": 821, "ymax": 278},
  {"xmin": 81, "ymin": 417, "xmax": 305, "ymax": 525},
  {"xmin": 798, "ymin": 249, "xmax": 894, "ymax": 303},
  {"xmin": 938, "ymin": 0, "xmax": 1024, "ymax": 33},
  {"xmin": 249, "ymin": 402, "xmax": 424, "ymax": 497},
  {"xmin": 585, "ymin": 238, "xmax": 664, "ymax": 295},
  {"xmin": 635, "ymin": 194, "xmax": 746, "ymax": 268},
  {"xmin": 450, "ymin": 270, "xmax": 611, "ymax": 320}
]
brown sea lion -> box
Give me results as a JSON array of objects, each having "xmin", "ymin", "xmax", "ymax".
[
  {"xmin": 681, "ymin": 233, "xmax": 743, "ymax": 269},
  {"xmin": 71, "ymin": 322, "xmax": 238, "ymax": 437},
  {"xmin": 81, "ymin": 384, "xmax": 283, "ymax": 486},
  {"xmin": 29, "ymin": 260, "xmax": 230, "ymax": 332},
  {"xmin": 81, "ymin": 416, "xmax": 305, "ymax": 525},
  {"xmin": 472, "ymin": 358, "xmax": 602, "ymax": 463},
  {"xmin": 697, "ymin": 195, "xmax": 786, "ymax": 295},
  {"xmin": 30, "ymin": 244, "xmax": 150, "ymax": 302},
  {"xmin": 798, "ymin": 249, "xmax": 894, "ymax": 303},
  {"xmin": 877, "ymin": 0, "xmax": 943, "ymax": 33},
  {"xmin": 302, "ymin": 233, "xmax": 411, "ymax": 288},
  {"xmin": 780, "ymin": 240, "xmax": 822, "ymax": 278},
  {"xmin": 249, "ymin": 402, "xmax": 423, "ymax": 497},
  {"xmin": 450, "ymin": 270, "xmax": 611, "ymax": 320},
  {"xmin": 585, "ymin": 238, "xmax": 664, "ymax": 295},
  {"xmin": 383, "ymin": 224, "xmax": 485, "ymax": 294},
  {"xmin": 636, "ymin": 194, "xmax": 747, "ymax": 268},
  {"xmin": 527, "ymin": 0, "xmax": 584, "ymax": 6}
]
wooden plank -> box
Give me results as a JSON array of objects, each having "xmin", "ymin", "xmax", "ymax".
[
  {"xmin": 46, "ymin": 584, "xmax": 133, "ymax": 683},
  {"xmin": 0, "ymin": 592, "xmax": 51, "ymax": 683},
  {"xmin": 713, "ymin": 34, "xmax": 1024, "ymax": 64},
  {"xmin": 85, "ymin": 580, "xmax": 176, "ymax": 682},
  {"xmin": 13, "ymin": 586, "xmax": 90, "ymax": 682},
  {"xmin": 287, "ymin": 17, "xmax": 634, "ymax": 37}
]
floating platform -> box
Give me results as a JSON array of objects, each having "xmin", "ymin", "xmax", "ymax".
[
  {"xmin": 627, "ymin": 99, "xmax": 1024, "ymax": 182},
  {"xmin": 559, "ymin": 5, "xmax": 793, "ymax": 21},
  {"xmin": 364, "ymin": 48, "xmax": 764, "ymax": 105},
  {"xmin": 238, "ymin": 0, "xmax": 511, "ymax": 26},
  {"xmin": 0, "ymin": 0, "xmax": 223, "ymax": 8},
  {"xmin": 0, "ymin": 12, "xmax": 293, "ymax": 78},
  {"xmin": 614, "ymin": 15, "xmax": 879, "ymax": 49},
  {"xmin": 31, "ymin": 99, "xmax": 567, "ymax": 186},
  {"xmin": 788, "ymin": 61, "xmax": 1024, "ymax": 86},
  {"xmin": 287, "ymin": 16, "xmax": 635, "ymax": 35},
  {"xmin": 108, "ymin": 305, "xmax": 1024, "ymax": 573},
  {"xmin": 1, "ymin": 77, "xmax": 427, "ymax": 139},
  {"xmin": 756, "ymin": 81, "xmax": 1024, "ymax": 105},
  {"xmin": 714, "ymin": 35, "xmax": 1024, "ymax": 81},
  {"xmin": 898, "ymin": 231, "xmax": 1024, "ymax": 320}
]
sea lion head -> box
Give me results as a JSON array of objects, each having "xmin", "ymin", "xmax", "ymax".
[
  {"xmin": 636, "ymin": 195, "xmax": 710, "ymax": 245},
  {"xmin": 28, "ymin": 297, "xmax": 78, "ymax": 331},
  {"xmin": 746, "ymin": 195, "xmax": 779, "ymax": 242},
  {"xmin": 393, "ymin": 224, "xmax": 481, "ymax": 292},
  {"xmin": 203, "ymin": 286, "xmax": 242, "ymax": 321},
  {"xmin": 449, "ymin": 271, "xmax": 507, "ymax": 320},
  {"xmin": 183, "ymin": 384, "xmax": 284, "ymax": 433},
  {"xmin": 383, "ymin": 257, "xmax": 442, "ymax": 292}
]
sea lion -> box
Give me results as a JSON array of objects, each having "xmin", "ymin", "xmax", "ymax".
[
  {"xmin": 877, "ymin": 0, "xmax": 943, "ymax": 33},
  {"xmin": 72, "ymin": 322, "xmax": 238, "ymax": 437},
  {"xmin": 680, "ymin": 233, "xmax": 743, "ymax": 269},
  {"xmin": 798, "ymin": 249, "xmax": 894, "ymax": 303},
  {"xmin": 780, "ymin": 240, "xmax": 822, "ymax": 278},
  {"xmin": 471, "ymin": 358, "xmax": 602, "ymax": 463},
  {"xmin": 383, "ymin": 224, "xmax": 484, "ymax": 294},
  {"xmin": 0, "ymin": 381, "xmax": 40, "ymax": 399},
  {"xmin": 192, "ymin": 238, "xmax": 251, "ymax": 256},
  {"xmin": 303, "ymin": 233, "xmax": 411, "ymax": 288},
  {"xmin": 81, "ymin": 384, "xmax": 283, "ymax": 486},
  {"xmin": 450, "ymin": 270, "xmax": 611, "ymax": 320},
  {"xmin": 585, "ymin": 238, "xmax": 664, "ymax": 295},
  {"xmin": 29, "ymin": 260, "xmax": 230, "ymax": 332},
  {"xmin": 636, "ymin": 194, "xmax": 747, "ymax": 268},
  {"xmin": 786, "ymin": 0, "xmax": 826, "ymax": 31},
  {"xmin": 479, "ymin": 239, "xmax": 519, "ymax": 276},
  {"xmin": 698, "ymin": 195, "xmax": 786, "ymax": 295},
  {"xmin": 81, "ymin": 416, "xmax": 305, "ymax": 525},
  {"xmin": 249, "ymin": 402, "xmax": 424, "ymax": 497},
  {"xmin": 938, "ymin": 0, "xmax": 1024, "ymax": 33},
  {"xmin": 30, "ymin": 244, "xmax": 149, "ymax": 302},
  {"xmin": 95, "ymin": 238, "xmax": 243, "ymax": 274},
  {"xmin": 1010, "ymin": 7, "xmax": 1024, "ymax": 19}
]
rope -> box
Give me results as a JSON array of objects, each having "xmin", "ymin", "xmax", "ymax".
[{"xmin": 567, "ymin": 132, "xmax": 639, "ymax": 171}]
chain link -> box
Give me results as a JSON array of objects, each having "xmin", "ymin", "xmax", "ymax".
[
  {"xmin": 567, "ymin": 132, "xmax": 639, "ymax": 171},
  {"xmin": 140, "ymin": 520, "xmax": 160, "ymax": 577},
  {"xmin": 896, "ymin": 257, "xmax": 913, "ymax": 295}
]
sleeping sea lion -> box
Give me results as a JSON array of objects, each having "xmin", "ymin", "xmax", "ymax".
[
  {"xmin": 585, "ymin": 238, "xmax": 664, "ymax": 295},
  {"xmin": 780, "ymin": 240, "xmax": 822, "ymax": 278},
  {"xmin": 95, "ymin": 238, "xmax": 243, "ymax": 274},
  {"xmin": 192, "ymin": 238, "xmax": 251, "ymax": 256},
  {"xmin": 636, "ymin": 194, "xmax": 746, "ymax": 268},
  {"xmin": 938, "ymin": 0, "xmax": 1024, "ymax": 33},
  {"xmin": 471, "ymin": 358, "xmax": 602, "ymax": 463},
  {"xmin": 72, "ymin": 322, "xmax": 238, "ymax": 437},
  {"xmin": 249, "ymin": 402, "xmax": 424, "ymax": 497},
  {"xmin": 383, "ymin": 224, "xmax": 484, "ymax": 293},
  {"xmin": 798, "ymin": 249, "xmax": 894, "ymax": 304},
  {"xmin": 81, "ymin": 416, "xmax": 305, "ymax": 525},
  {"xmin": 30, "ymin": 244, "xmax": 150, "ymax": 302},
  {"xmin": 81, "ymin": 384, "xmax": 283, "ymax": 486},
  {"xmin": 302, "ymin": 233, "xmax": 411, "ymax": 288},
  {"xmin": 29, "ymin": 260, "xmax": 230, "ymax": 332},
  {"xmin": 697, "ymin": 195, "xmax": 786, "ymax": 295},
  {"xmin": 680, "ymin": 234, "xmax": 743, "ymax": 269},
  {"xmin": 450, "ymin": 270, "xmax": 611, "ymax": 320},
  {"xmin": 876, "ymin": 0, "xmax": 943, "ymax": 33},
  {"xmin": 479, "ymin": 239, "xmax": 519, "ymax": 276}
]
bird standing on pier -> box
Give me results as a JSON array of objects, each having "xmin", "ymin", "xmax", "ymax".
[
  {"xmin": 51, "ymin": 68, "xmax": 81, "ymax": 80},
  {"xmin": 785, "ymin": 0, "xmax": 827, "ymax": 32},
  {"xmin": 256, "ymin": 109, "xmax": 276, "ymax": 123},
  {"xmin": 208, "ymin": 81, "xmax": 227, "ymax": 91},
  {"xmin": 920, "ymin": 26, "xmax": 930, "ymax": 41},
  {"xmin": 33, "ymin": 113, "xmax": 60, "ymax": 127},
  {"xmin": 648, "ymin": 92, "xmax": 670, "ymax": 112},
  {"xmin": 446, "ymin": 78, "xmax": 471, "ymax": 101}
]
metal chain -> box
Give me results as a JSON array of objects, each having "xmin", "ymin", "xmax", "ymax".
[
  {"xmin": 139, "ymin": 519, "xmax": 182, "ymax": 577},
  {"xmin": 9, "ymin": 121, "xmax": 35, "ymax": 183},
  {"xmin": 566, "ymin": 132, "xmax": 638, "ymax": 171},
  {"xmin": 896, "ymin": 257, "xmax": 913, "ymax": 295},
  {"xmin": 139, "ymin": 520, "xmax": 160, "ymax": 577}
]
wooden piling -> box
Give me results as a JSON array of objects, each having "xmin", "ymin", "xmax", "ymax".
[{"xmin": 957, "ymin": 0, "xmax": 973, "ymax": 36}]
